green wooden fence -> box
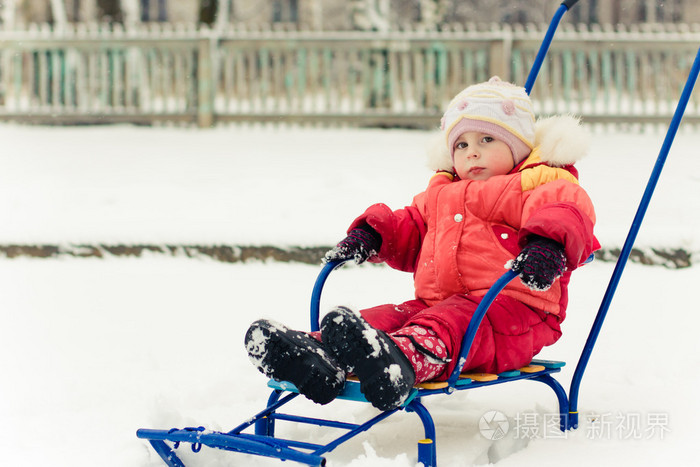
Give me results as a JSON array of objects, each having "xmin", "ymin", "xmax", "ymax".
[{"xmin": 1, "ymin": 23, "xmax": 699, "ymax": 128}]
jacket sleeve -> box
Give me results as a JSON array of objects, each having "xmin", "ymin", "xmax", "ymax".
[
  {"xmin": 348, "ymin": 201, "xmax": 427, "ymax": 273},
  {"xmin": 518, "ymin": 179, "xmax": 600, "ymax": 270}
]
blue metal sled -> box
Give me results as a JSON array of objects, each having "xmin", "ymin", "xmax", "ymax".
[{"xmin": 137, "ymin": 1, "xmax": 700, "ymax": 465}]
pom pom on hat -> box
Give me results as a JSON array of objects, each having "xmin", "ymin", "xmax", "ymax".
[{"xmin": 442, "ymin": 76, "xmax": 536, "ymax": 165}]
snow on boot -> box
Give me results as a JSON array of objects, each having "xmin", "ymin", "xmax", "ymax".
[
  {"xmin": 245, "ymin": 319, "xmax": 346, "ymax": 405},
  {"xmin": 321, "ymin": 307, "xmax": 416, "ymax": 411}
]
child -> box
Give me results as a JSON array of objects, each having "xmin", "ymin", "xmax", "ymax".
[{"xmin": 245, "ymin": 76, "xmax": 599, "ymax": 411}]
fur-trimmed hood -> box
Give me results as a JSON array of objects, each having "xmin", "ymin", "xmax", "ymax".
[{"xmin": 426, "ymin": 114, "xmax": 590, "ymax": 172}]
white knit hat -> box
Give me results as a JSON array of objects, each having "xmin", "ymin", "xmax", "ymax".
[{"xmin": 441, "ymin": 76, "xmax": 536, "ymax": 165}]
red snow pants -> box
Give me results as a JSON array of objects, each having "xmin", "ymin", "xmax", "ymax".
[{"xmin": 359, "ymin": 293, "xmax": 562, "ymax": 381}]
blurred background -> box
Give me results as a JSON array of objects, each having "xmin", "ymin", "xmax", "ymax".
[{"xmin": 1, "ymin": 0, "xmax": 700, "ymax": 128}]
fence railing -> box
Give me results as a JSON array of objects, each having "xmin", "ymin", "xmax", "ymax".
[{"xmin": 1, "ymin": 22, "xmax": 700, "ymax": 128}]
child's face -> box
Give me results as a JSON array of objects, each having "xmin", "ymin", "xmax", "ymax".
[{"xmin": 452, "ymin": 131, "xmax": 515, "ymax": 181}]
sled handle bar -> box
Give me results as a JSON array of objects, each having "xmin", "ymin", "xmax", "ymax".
[
  {"xmin": 525, "ymin": 1, "xmax": 579, "ymax": 95},
  {"xmin": 310, "ymin": 259, "xmax": 347, "ymax": 332}
]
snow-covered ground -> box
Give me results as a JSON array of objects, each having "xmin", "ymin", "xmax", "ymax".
[{"xmin": 1, "ymin": 123, "xmax": 700, "ymax": 466}]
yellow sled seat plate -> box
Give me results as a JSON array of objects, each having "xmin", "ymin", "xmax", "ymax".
[
  {"xmin": 519, "ymin": 365, "xmax": 546, "ymax": 373},
  {"xmin": 460, "ymin": 373, "xmax": 498, "ymax": 382}
]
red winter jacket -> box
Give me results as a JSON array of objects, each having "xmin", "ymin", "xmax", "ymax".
[{"xmin": 348, "ymin": 120, "xmax": 599, "ymax": 324}]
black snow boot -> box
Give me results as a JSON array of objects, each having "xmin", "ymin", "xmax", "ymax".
[
  {"xmin": 320, "ymin": 307, "xmax": 416, "ymax": 411},
  {"xmin": 245, "ymin": 319, "xmax": 346, "ymax": 405}
]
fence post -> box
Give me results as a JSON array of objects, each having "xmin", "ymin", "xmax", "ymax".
[
  {"xmin": 489, "ymin": 24, "xmax": 512, "ymax": 80},
  {"xmin": 197, "ymin": 34, "xmax": 214, "ymax": 128}
]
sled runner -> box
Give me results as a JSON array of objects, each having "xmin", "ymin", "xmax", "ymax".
[{"xmin": 137, "ymin": 1, "xmax": 700, "ymax": 465}]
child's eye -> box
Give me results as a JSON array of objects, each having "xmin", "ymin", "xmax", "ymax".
[
  {"xmin": 455, "ymin": 142, "xmax": 468, "ymax": 150},
  {"xmin": 482, "ymin": 136, "xmax": 494, "ymax": 143}
]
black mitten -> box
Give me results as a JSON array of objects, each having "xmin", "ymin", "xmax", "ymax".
[
  {"xmin": 324, "ymin": 224, "xmax": 382, "ymax": 264},
  {"xmin": 510, "ymin": 235, "xmax": 566, "ymax": 291}
]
